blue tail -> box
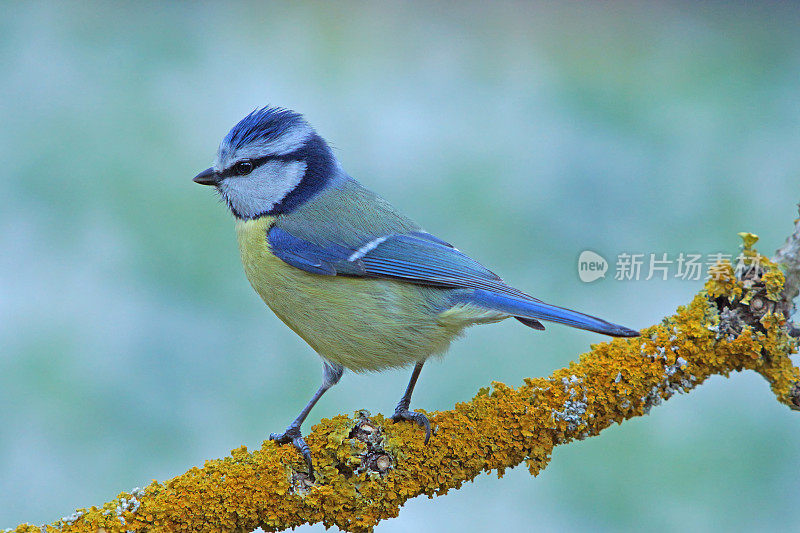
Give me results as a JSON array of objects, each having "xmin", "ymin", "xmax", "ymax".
[{"xmin": 455, "ymin": 289, "xmax": 639, "ymax": 337}]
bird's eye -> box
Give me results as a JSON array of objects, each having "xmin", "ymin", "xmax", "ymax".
[{"xmin": 234, "ymin": 159, "xmax": 254, "ymax": 175}]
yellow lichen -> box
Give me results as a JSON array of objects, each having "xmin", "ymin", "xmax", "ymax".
[
  {"xmin": 738, "ymin": 232, "xmax": 760, "ymax": 252},
  {"xmin": 762, "ymin": 269, "xmax": 786, "ymax": 301},
  {"xmin": 11, "ymin": 237, "xmax": 799, "ymax": 533},
  {"xmin": 706, "ymin": 260, "xmax": 741, "ymax": 300}
]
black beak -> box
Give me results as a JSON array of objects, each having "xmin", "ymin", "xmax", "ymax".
[{"xmin": 193, "ymin": 167, "xmax": 219, "ymax": 186}]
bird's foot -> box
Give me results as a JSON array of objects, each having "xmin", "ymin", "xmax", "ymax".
[
  {"xmin": 270, "ymin": 424, "xmax": 315, "ymax": 479},
  {"xmin": 391, "ymin": 406, "xmax": 431, "ymax": 444}
]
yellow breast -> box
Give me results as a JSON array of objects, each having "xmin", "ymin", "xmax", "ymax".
[{"xmin": 234, "ymin": 217, "xmax": 472, "ymax": 372}]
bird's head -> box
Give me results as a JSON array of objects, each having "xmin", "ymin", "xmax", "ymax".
[{"xmin": 194, "ymin": 106, "xmax": 337, "ymax": 219}]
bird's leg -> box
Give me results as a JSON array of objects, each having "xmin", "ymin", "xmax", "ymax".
[
  {"xmin": 270, "ymin": 362, "xmax": 343, "ymax": 479},
  {"xmin": 391, "ymin": 361, "xmax": 431, "ymax": 444}
]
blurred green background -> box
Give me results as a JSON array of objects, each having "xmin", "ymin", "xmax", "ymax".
[{"xmin": 2, "ymin": 2, "xmax": 799, "ymax": 531}]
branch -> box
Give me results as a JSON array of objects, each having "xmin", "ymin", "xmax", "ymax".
[
  {"xmin": 774, "ymin": 204, "xmax": 800, "ymax": 325},
  {"xmin": 11, "ymin": 222, "xmax": 800, "ymax": 533}
]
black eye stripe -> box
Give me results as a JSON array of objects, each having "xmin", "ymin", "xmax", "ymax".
[{"xmin": 220, "ymin": 151, "xmax": 304, "ymax": 179}]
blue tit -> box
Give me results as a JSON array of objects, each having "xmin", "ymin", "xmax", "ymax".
[{"xmin": 193, "ymin": 106, "xmax": 639, "ymax": 477}]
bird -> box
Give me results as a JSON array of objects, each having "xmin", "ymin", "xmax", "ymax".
[{"xmin": 193, "ymin": 106, "xmax": 639, "ymax": 477}]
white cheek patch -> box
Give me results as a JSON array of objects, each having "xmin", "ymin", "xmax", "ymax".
[{"xmin": 219, "ymin": 160, "xmax": 307, "ymax": 218}]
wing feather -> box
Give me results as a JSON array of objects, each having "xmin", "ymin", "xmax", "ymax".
[{"xmin": 268, "ymin": 226, "xmax": 540, "ymax": 303}]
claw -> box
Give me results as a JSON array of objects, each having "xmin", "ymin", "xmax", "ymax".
[
  {"xmin": 270, "ymin": 425, "xmax": 315, "ymax": 479},
  {"xmin": 392, "ymin": 408, "xmax": 432, "ymax": 444}
]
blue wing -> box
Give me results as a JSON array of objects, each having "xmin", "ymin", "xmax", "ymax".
[
  {"xmin": 267, "ymin": 226, "xmax": 638, "ymax": 337},
  {"xmin": 268, "ymin": 227, "xmax": 535, "ymax": 299}
]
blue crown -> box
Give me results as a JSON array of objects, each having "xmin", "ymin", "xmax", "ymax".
[{"xmin": 223, "ymin": 106, "xmax": 306, "ymax": 151}]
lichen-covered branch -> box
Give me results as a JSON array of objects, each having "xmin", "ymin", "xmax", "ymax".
[
  {"xmin": 10, "ymin": 230, "xmax": 800, "ymax": 533},
  {"xmin": 774, "ymin": 204, "xmax": 800, "ymax": 320}
]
